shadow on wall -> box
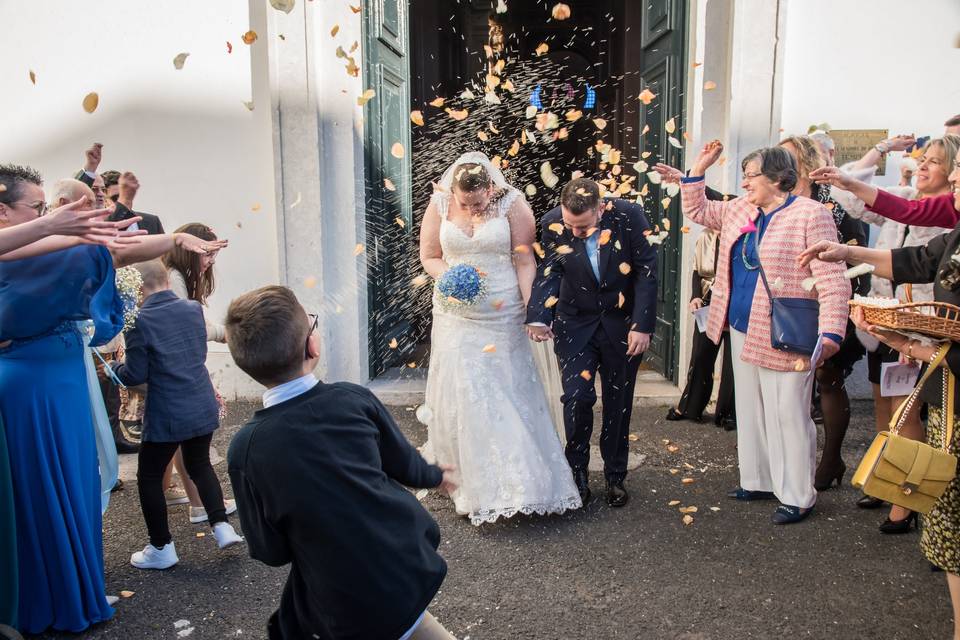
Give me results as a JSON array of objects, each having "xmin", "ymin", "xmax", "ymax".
[{"xmin": 15, "ymin": 104, "xmax": 280, "ymax": 400}]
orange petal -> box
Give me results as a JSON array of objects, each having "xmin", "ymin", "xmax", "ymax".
[{"xmin": 619, "ymin": 262, "xmax": 631, "ymax": 275}]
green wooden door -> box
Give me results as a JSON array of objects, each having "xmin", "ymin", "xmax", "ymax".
[
  {"xmin": 636, "ymin": 0, "xmax": 687, "ymax": 382},
  {"xmin": 363, "ymin": 0, "xmax": 414, "ymax": 377}
]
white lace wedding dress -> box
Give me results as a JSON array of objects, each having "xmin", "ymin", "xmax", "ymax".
[{"xmin": 421, "ymin": 187, "xmax": 582, "ymax": 525}]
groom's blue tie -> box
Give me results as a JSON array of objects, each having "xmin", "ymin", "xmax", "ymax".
[{"xmin": 584, "ymin": 233, "xmax": 601, "ymax": 282}]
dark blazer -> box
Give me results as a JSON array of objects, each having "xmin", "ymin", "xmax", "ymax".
[
  {"xmin": 228, "ymin": 382, "xmax": 445, "ymax": 640},
  {"xmin": 112, "ymin": 289, "xmax": 218, "ymax": 442},
  {"xmin": 526, "ymin": 198, "xmax": 658, "ymax": 355},
  {"xmin": 76, "ymin": 170, "xmax": 165, "ymax": 235},
  {"xmin": 110, "ymin": 202, "xmax": 164, "ymax": 235}
]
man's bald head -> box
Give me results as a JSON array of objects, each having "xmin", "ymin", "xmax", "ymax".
[{"xmin": 51, "ymin": 179, "xmax": 95, "ymax": 210}]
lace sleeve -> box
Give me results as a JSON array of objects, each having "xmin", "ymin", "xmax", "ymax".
[
  {"xmin": 430, "ymin": 192, "xmax": 450, "ymax": 220},
  {"xmin": 497, "ymin": 188, "xmax": 523, "ymax": 218}
]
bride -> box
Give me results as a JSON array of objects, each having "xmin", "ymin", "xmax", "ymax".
[{"xmin": 418, "ymin": 151, "xmax": 582, "ymax": 525}]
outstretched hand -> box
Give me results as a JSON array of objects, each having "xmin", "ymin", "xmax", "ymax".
[
  {"xmin": 808, "ymin": 166, "xmax": 856, "ymax": 190},
  {"xmin": 652, "ymin": 163, "xmax": 684, "ymax": 184},
  {"xmin": 797, "ymin": 240, "xmax": 848, "ymax": 267},
  {"xmin": 44, "ymin": 197, "xmax": 148, "ymax": 247},
  {"xmin": 175, "ymin": 233, "xmax": 229, "ymax": 255}
]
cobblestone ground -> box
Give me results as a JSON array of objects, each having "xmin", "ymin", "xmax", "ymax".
[{"xmin": 33, "ymin": 400, "xmax": 951, "ymax": 639}]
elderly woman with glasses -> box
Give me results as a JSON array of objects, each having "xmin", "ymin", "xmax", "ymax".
[{"xmin": 654, "ymin": 141, "xmax": 850, "ymax": 524}]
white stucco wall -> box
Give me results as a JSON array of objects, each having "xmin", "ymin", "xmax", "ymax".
[
  {"xmin": 780, "ymin": 0, "xmax": 960, "ymax": 186},
  {"xmin": 0, "ymin": 1, "xmax": 281, "ymax": 399}
]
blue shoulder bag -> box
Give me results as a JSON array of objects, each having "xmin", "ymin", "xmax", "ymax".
[{"xmin": 754, "ymin": 224, "xmax": 820, "ymax": 356}]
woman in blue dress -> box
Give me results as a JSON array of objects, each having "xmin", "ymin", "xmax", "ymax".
[{"xmin": 0, "ymin": 171, "xmax": 224, "ymax": 634}]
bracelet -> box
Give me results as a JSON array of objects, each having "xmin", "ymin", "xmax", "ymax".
[{"xmin": 907, "ymin": 340, "xmax": 916, "ymax": 360}]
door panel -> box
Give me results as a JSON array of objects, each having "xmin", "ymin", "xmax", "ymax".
[
  {"xmin": 636, "ymin": 0, "xmax": 686, "ymax": 382},
  {"xmin": 364, "ymin": 0, "xmax": 414, "ymax": 376}
]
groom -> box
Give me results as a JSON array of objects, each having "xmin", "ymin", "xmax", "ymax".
[{"xmin": 526, "ymin": 178, "xmax": 658, "ymax": 507}]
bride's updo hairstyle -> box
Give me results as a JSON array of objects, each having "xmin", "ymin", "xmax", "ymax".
[{"xmin": 453, "ymin": 163, "xmax": 492, "ymax": 193}]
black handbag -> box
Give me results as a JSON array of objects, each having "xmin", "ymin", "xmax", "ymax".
[{"xmin": 754, "ymin": 227, "xmax": 820, "ymax": 356}]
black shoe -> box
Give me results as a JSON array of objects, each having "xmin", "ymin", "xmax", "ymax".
[
  {"xmin": 879, "ymin": 511, "xmax": 918, "ymax": 534},
  {"xmin": 606, "ymin": 480, "xmax": 628, "ymax": 508},
  {"xmin": 856, "ymin": 494, "xmax": 885, "ymax": 509},
  {"xmin": 573, "ymin": 469, "xmax": 591, "ymax": 503},
  {"xmin": 111, "ymin": 479, "xmax": 124, "ymax": 492},
  {"xmin": 718, "ymin": 416, "xmax": 737, "ymax": 431},
  {"xmin": 665, "ymin": 408, "xmax": 686, "ymax": 421},
  {"xmin": 114, "ymin": 437, "xmax": 140, "ymax": 455},
  {"xmin": 727, "ymin": 487, "xmax": 776, "ymax": 501},
  {"xmin": 772, "ymin": 503, "xmax": 814, "ymax": 525}
]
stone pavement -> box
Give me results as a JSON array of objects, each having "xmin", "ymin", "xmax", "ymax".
[{"xmin": 34, "ymin": 400, "xmax": 951, "ymax": 639}]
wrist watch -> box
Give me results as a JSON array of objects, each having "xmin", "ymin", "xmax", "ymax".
[{"xmin": 874, "ymin": 141, "xmax": 891, "ymax": 155}]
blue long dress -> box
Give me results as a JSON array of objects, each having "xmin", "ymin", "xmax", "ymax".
[{"xmin": 0, "ymin": 244, "xmax": 123, "ymax": 634}]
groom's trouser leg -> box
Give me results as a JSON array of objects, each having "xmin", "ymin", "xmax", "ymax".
[
  {"xmin": 558, "ymin": 334, "xmax": 601, "ymax": 473},
  {"xmin": 597, "ymin": 329, "xmax": 641, "ymax": 483}
]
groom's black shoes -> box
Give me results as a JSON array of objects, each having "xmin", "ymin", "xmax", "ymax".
[
  {"xmin": 606, "ymin": 480, "xmax": 628, "ymax": 508},
  {"xmin": 573, "ymin": 468, "xmax": 591, "ymax": 503}
]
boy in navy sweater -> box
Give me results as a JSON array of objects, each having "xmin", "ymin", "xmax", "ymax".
[{"xmin": 225, "ymin": 286, "xmax": 457, "ymax": 640}]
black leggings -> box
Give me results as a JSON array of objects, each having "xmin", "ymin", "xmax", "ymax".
[{"xmin": 137, "ymin": 433, "xmax": 227, "ymax": 548}]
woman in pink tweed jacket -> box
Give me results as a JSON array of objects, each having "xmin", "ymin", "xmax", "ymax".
[{"xmin": 656, "ymin": 141, "xmax": 850, "ymax": 525}]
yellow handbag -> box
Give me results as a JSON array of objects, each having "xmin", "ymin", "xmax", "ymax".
[{"xmin": 851, "ymin": 343, "xmax": 958, "ymax": 514}]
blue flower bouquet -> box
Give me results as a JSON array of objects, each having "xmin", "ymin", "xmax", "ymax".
[{"xmin": 436, "ymin": 263, "xmax": 488, "ymax": 312}]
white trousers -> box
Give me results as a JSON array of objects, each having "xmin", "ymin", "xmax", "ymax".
[{"xmin": 730, "ymin": 330, "xmax": 817, "ymax": 509}]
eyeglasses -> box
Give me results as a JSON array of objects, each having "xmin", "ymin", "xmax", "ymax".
[
  {"xmin": 305, "ymin": 313, "xmax": 319, "ymax": 359},
  {"xmin": 13, "ymin": 200, "xmax": 47, "ymax": 217},
  {"xmin": 741, "ymin": 171, "xmax": 763, "ymax": 180}
]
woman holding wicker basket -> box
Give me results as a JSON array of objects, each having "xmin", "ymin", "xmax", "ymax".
[{"xmin": 798, "ymin": 155, "xmax": 960, "ymax": 632}]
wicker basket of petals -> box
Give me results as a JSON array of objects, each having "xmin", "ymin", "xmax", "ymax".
[{"xmin": 849, "ymin": 296, "xmax": 960, "ymax": 343}]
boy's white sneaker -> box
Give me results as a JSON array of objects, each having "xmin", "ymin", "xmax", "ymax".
[
  {"xmin": 212, "ymin": 522, "xmax": 244, "ymax": 549},
  {"xmin": 189, "ymin": 498, "xmax": 237, "ymax": 524},
  {"xmin": 130, "ymin": 542, "xmax": 179, "ymax": 570}
]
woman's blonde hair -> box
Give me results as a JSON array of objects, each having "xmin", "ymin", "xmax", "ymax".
[
  {"xmin": 778, "ymin": 135, "xmax": 825, "ymax": 182},
  {"xmin": 924, "ymin": 134, "xmax": 960, "ymax": 183}
]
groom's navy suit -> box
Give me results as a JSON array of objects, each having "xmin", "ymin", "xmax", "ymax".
[{"xmin": 526, "ymin": 198, "xmax": 658, "ymax": 482}]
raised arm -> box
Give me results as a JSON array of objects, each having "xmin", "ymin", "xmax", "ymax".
[
  {"xmin": 847, "ymin": 134, "xmax": 916, "ymax": 172},
  {"xmin": 366, "ymin": 391, "xmax": 446, "ymax": 490},
  {"xmin": 507, "ymin": 197, "xmax": 538, "ymax": 306},
  {"xmin": 797, "ymin": 241, "xmax": 894, "ymax": 281},
  {"xmin": 0, "ymin": 198, "xmax": 144, "ymax": 260},
  {"xmin": 110, "ymin": 232, "xmax": 228, "ymax": 267},
  {"xmin": 418, "ymin": 199, "xmax": 449, "ymax": 279},
  {"xmin": 657, "ymin": 140, "xmax": 731, "ymax": 231}
]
